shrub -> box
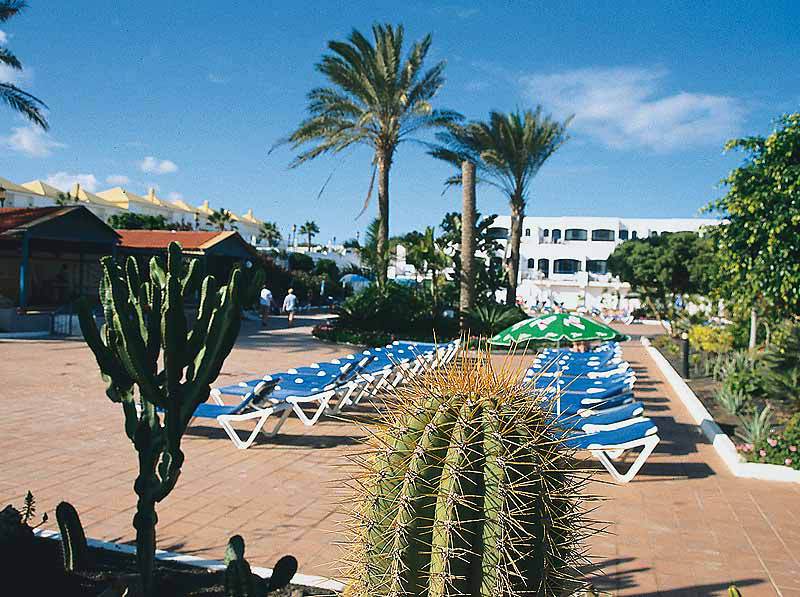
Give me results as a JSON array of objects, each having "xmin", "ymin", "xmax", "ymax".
[
  {"xmin": 760, "ymin": 318, "xmax": 800, "ymax": 408},
  {"xmin": 313, "ymin": 258, "xmax": 340, "ymax": 279},
  {"xmin": 740, "ymin": 412, "xmax": 800, "ymax": 470},
  {"xmin": 288, "ymin": 252, "xmax": 313, "ymax": 272},
  {"xmin": 719, "ymin": 350, "xmax": 764, "ymax": 399},
  {"xmin": 463, "ymin": 303, "xmax": 528, "ymax": 337},
  {"xmin": 322, "ymin": 282, "xmax": 458, "ymax": 344},
  {"xmin": 688, "ymin": 324, "xmax": 734, "ymax": 354}
]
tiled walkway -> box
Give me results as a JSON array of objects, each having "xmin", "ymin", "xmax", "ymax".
[{"xmin": 1, "ymin": 319, "xmax": 798, "ymax": 595}]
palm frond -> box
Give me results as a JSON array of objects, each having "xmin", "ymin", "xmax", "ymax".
[
  {"xmin": 0, "ymin": 0, "xmax": 26, "ymax": 23},
  {"xmin": 0, "ymin": 47, "xmax": 22, "ymax": 70},
  {"xmin": 0, "ymin": 82, "xmax": 48, "ymax": 129}
]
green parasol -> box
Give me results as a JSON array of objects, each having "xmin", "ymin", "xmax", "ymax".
[{"xmin": 490, "ymin": 312, "xmax": 623, "ymax": 346}]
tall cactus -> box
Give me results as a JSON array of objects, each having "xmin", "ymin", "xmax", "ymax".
[
  {"xmin": 78, "ymin": 242, "xmax": 241, "ymax": 596},
  {"xmin": 344, "ymin": 348, "xmax": 596, "ymax": 597}
]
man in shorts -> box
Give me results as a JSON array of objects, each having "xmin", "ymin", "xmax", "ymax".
[
  {"xmin": 259, "ymin": 285, "xmax": 274, "ymax": 327},
  {"xmin": 282, "ymin": 288, "xmax": 298, "ymax": 327}
]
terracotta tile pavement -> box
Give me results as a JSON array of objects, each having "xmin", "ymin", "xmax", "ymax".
[{"xmin": 0, "ymin": 318, "xmax": 797, "ymax": 595}]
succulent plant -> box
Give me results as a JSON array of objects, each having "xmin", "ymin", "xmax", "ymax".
[
  {"xmin": 56, "ymin": 501, "xmax": 88, "ymax": 572},
  {"xmin": 225, "ymin": 535, "xmax": 257, "ymax": 597},
  {"xmin": 343, "ymin": 347, "xmax": 596, "ymax": 596},
  {"xmin": 78, "ymin": 242, "xmax": 242, "ymax": 596}
]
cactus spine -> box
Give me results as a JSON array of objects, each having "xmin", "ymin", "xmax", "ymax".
[
  {"xmin": 78, "ymin": 242, "xmax": 241, "ymax": 596},
  {"xmin": 56, "ymin": 501, "xmax": 88, "ymax": 572},
  {"xmin": 224, "ymin": 535, "xmax": 257, "ymax": 597},
  {"xmin": 345, "ymin": 348, "xmax": 596, "ymax": 597}
]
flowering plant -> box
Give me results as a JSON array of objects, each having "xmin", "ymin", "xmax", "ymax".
[{"xmin": 739, "ymin": 413, "xmax": 800, "ymax": 470}]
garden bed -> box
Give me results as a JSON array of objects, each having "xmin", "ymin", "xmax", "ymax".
[
  {"xmin": 3, "ymin": 534, "xmax": 334, "ymax": 596},
  {"xmin": 644, "ymin": 336, "xmax": 800, "ymax": 481}
]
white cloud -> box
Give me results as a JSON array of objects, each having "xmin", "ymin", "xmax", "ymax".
[
  {"xmin": 105, "ymin": 174, "xmax": 130, "ymax": 185},
  {"xmin": 4, "ymin": 125, "xmax": 65, "ymax": 157},
  {"xmin": 0, "ymin": 30, "xmax": 8, "ymax": 44},
  {"xmin": 45, "ymin": 172, "xmax": 99, "ymax": 192},
  {"xmin": 522, "ymin": 66, "xmax": 745, "ymax": 151},
  {"xmin": 139, "ymin": 155, "xmax": 178, "ymax": 174},
  {"xmin": 166, "ymin": 191, "xmax": 183, "ymax": 201}
]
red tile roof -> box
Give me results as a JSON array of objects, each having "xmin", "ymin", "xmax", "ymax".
[
  {"xmin": 0, "ymin": 206, "xmax": 64, "ymax": 234},
  {"xmin": 116, "ymin": 229, "xmax": 229, "ymax": 250}
]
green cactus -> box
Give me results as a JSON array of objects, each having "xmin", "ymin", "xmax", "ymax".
[
  {"xmin": 224, "ymin": 535, "xmax": 257, "ymax": 597},
  {"xmin": 345, "ymin": 348, "xmax": 595, "ymax": 597},
  {"xmin": 77, "ymin": 242, "xmax": 241, "ymax": 596},
  {"xmin": 56, "ymin": 501, "xmax": 88, "ymax": 572},
  {"xmin": 267, "ymin": 555, "xmax": 297, "ymax": 592}
]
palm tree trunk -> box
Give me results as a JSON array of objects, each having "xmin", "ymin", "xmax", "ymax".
[
  {"xmin": 506, "ymin": 201, "xmax": 523, "ymax": 306},
  {"xmin": 459, "ymin": 160, "xmax": 477, "ymax": 331},
  {"xmin": 307, "ymin": 233, "xmax": 312, "ymax": 251},
  {"xmin": 376, "ymin": 149, "xmax": 392, "ymax": 285}
]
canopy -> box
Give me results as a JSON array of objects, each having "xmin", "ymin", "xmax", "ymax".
[
  {"xmin": 340, "ymin": 273, "xmax": 371, "ymax": 285},
  {"xmin": 490, "ymin": 312, "xmax": 622, "ymax": 346}
]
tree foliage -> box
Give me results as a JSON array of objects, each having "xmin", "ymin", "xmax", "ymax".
[
  {"xmin": 258, "ymin": 221, "xmax": 282, "ymax": 247},
  {"xmin": 607, "ymin": 231, "xmax": 716, "ymax": 322},
  {"xmin": 0, "ymin": 1, "xmax": 48, "ymax": 129},
  {"xmin": 429, "ymin": 110, "xmax": 570, "ymax": 305},
  {"xmin": 298, "ymin": 220, "xmax": 320, "ymax": 249},
  {"xmin": 705, "ymin": 113, "xmax": 800, "ymax": 320},
  {"xmin": 207, "ymin": 208, "xmax": 236, "ymax": 231},
  {"xmin": 108, "ymin": 213, "xmax": 184, "ymax": 231},
  {"xmin": 439, "ymin": 211, "xmax": 505, "ymax": 305},
  {"xmin": 282, "ymin": 23, "xmax": 459, "ymax": 283}
]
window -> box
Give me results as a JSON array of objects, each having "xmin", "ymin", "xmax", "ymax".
[
  {"xmin": 527, "ymin": 258, "xmax": 535, "ymax": 269},
  {"xmin": 537, "ymin": 259, "xmax": 549, "ymax": 278},
  {"xmin": 543, "ymin": 229, "xmax": 550, "ymax": 237},
  {"xmin": 524, "ymin": 228, "xmax": 531, "ymax": 237},
  {"xmin": 631, "ymin": 230, "xmax": 638, "ymax": 239},
  {"xmin": 487, "ymin": 227, "xmax": 509, "ymax": 240},
  {"xmin": 553, "ymin": 259, "xmax": 581, "ymax": 274},
  {"xmin": 586, "ymin": 260, "xmax": 608, "ymax": 274},
  {"xmin": 564, "ymin": 228, "xmax": 588, "ymax": 241},
  {"xmin": 591, "ymin": 229, "xmax": 615, "ymax": 242},
  {"xmin": 551, "ymin": 229, "xmax": 561, "ymax": 242},
  {"xmin": 619, "ymin": 229, "xmax": 629, "ymax": 240}
]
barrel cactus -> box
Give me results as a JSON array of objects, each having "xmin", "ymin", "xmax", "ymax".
[
  {"xmin": 78, "ymin": 242, "xmax": 242, "ymax": 596},
  {"xmin": 344, "ymin": 349, "xmax": 595, "ymax": 596}
]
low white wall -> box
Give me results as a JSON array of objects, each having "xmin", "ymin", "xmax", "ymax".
[{"xmin": 641, "ymin": 337, "xmax": 800, "ymax": 483}]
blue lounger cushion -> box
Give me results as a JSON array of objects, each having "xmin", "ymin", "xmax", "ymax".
[
  {"xmin": 555, "ymin": 402, "xmax": 645, "ymax": 430},
  {"xmin": 564, "ymin": 419, "xmax": 658, "ymax": 450}
]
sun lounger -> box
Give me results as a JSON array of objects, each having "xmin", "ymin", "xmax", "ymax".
[{"xmin": 562, "ymin": 419, "xmax": 660, "ymax": 483}]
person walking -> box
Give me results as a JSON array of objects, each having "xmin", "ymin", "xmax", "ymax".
[
  {"xmin": 259, "ymin": 285, "xmax": 275, "ymax": 327},
  {"xmin": 282, "ymin": 288, "xmax": 298, "ymax": 327}
]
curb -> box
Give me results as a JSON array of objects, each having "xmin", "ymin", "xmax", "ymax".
[
  {"xmin": 641, "ymin": 337, "xmax": 800, "ymax": 483},
  {"xmin": 0, "ymin": 331, "xmax": 51, "ymax": 339},
  {"xmin": 34, "ymin": 529, "xmax": 345, "ymax": 592}
]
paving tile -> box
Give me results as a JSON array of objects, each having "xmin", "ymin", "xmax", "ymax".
[{"xmin": 1, "ymin": 323, "xmax": 798, "ymax": 594}]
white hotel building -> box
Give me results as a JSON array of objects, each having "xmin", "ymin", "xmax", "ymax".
[{"xmin": 490, "ymin": 215, "xmax": 719, "ymax": 311}]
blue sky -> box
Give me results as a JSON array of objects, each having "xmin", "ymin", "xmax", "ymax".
[{"xmin": 1, "ymin": 1, "xmax": 798, "ymax": 243}]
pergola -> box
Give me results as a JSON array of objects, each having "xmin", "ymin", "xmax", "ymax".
[{"xmin": 0, "ymin": 206, "xmax": 120, "ymax": 309}]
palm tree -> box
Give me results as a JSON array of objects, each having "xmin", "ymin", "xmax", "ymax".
[
  {"xmin": 406, "ymin": 226, "xmax": 449, "ymax": 303},
  {"xmin": 282, "ymin": 23, "xmax": 460, "ymax": 284},
  {"xmin": 298, "ymin": 220, "xmax": 319, "ymax": 250},
  {"xmin": 1, "ymin": 1, "xmax": 48, "ymax": 129},
  {"xmin": 207, "ymin": 208, "xmax": 234, "ymax": 231},
  {"xmin": 431, "ymin": 110, "xmax": 569, "ymax": 306},
  {"xmin": 430, "ymin": 130, "xmax": 478, "ymax": 327},
  {"xmin": 258, "ymin": 221, "xmax": 282, "ymax": 247},
  {"xmin": 55, "ymin": 191, "xmax": 78, "ymax": 206}
]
